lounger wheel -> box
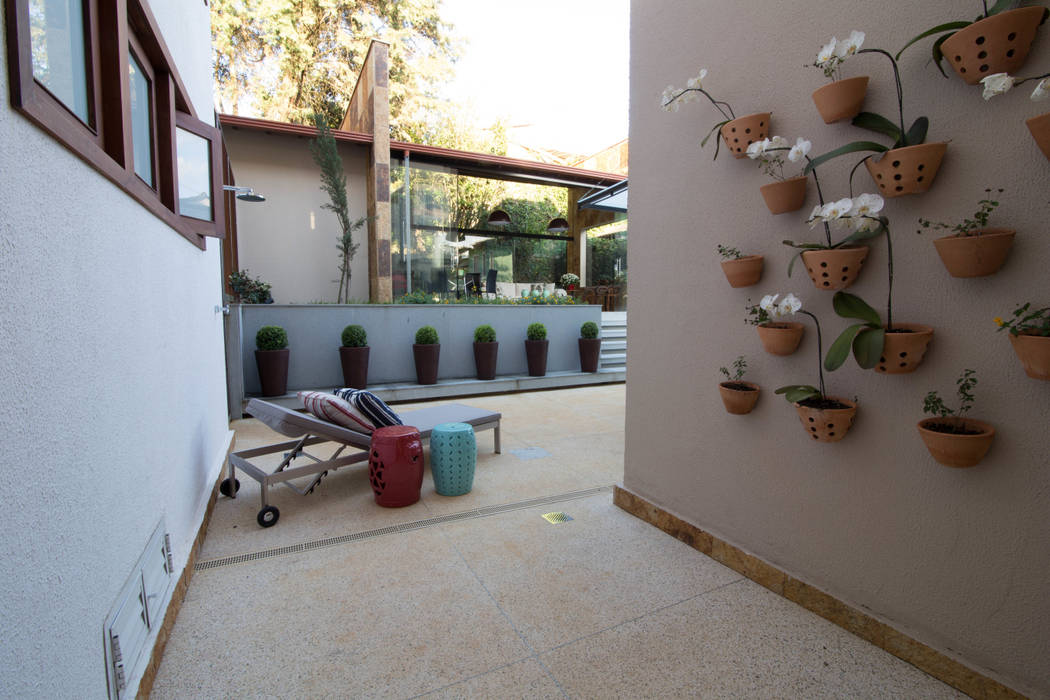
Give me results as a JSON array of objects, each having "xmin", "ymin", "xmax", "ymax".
[
  {"xmin": 257, "ymin": 505, "xmax": 280, "ymax": 528},
  {"xmin": 219, "ymin": 478, "xmax": 240, "ymax": 497}
]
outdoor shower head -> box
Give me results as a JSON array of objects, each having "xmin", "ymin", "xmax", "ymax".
[{"xmin": 223, "ymin": 185, "xmax": 266, "ymax": 203}]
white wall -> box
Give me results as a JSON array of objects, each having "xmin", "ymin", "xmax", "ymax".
[
  {"xmin": 0, "ymin": 1, "xmax": 232, "ymax": 697},
  {"xmin": 627, "ymin": 1, "xmax": 1050, "ymax": 696},
  {"xmin": 225, "ymin": 129, "xmax": 371, "ymax": 303}
]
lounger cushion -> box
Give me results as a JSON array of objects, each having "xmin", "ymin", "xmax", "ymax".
[
  {"xmin": 299, "ymin": 391, "xmax": 375, "ymax": 433},
  {"xmin": 333, "ymin": 388, "xmax": 403, "ymax": 427}
]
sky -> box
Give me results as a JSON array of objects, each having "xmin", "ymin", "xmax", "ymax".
[{"xmin": 436, "ymin": 0, "xmax": 629, "ymax": 158}]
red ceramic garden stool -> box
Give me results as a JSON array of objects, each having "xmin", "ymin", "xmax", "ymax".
[{"xmin": 368, "ymin": 426, "xmax": 423, "ymax": 507}]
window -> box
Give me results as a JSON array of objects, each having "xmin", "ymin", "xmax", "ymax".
[
  {"xmin": 28, "ymin": 0, "xmax": 92, "ymax": 125},
  {"xmin": 127, "ymin": 45, "xmax": 154, "ymax": 187},
  {"xmin": 176, "ymin": 126, "xmax": 213, "ymax": 221}
]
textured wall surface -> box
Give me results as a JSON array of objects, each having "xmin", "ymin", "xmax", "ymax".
[
  {"xmin": 627, "ymin": 1, "xmax": 1050, "ymax": 696},
  {"xmin": 0, "ymin": 1, "xmax": 232, "ymax": 696}
]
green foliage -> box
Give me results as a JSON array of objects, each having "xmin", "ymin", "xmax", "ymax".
[
  {"xmin": 560, "ymin": 273, "xmax": 580, "ymax": 288},
  {"xmin": 996, "ymin": 303, "xmax": 1050, "ymax": 337},
  {"xmin": 774, "ymin": 385, "xmax": 822, "ymax": 404},
  {"xmin": 580, "ymin": 321, "xmax": 599, "ymax": 339},
  {"xmin": 228, "ymin": 269, "xmax": 273, "ymax": 304},
  {"xmin": 526, "ymin": 322, "xmax": 547, "ymax": 341},
  {"xmin": 341, "ymin": 324, "xmax": 367, "ymax": 347},
  {"xmin": 923, "ymin": 369, "xmax": 978, "ymax": 419},
  {"xmin": 717, "ymin": 244, "xmax": 742, "ymax": 261},
  {"xmin": 825, "ymin": 292, "xmax": 886, "ymax": 371},
  {"xmin": 473, "ymin": 324, "xmax": 496, "ymax": 343},
  {"xmin": 719, "ymin": 355, "xmax": 747, "ymax": 382},
  {"xmin": 395, "ymin": 291, "xmax": 576, "ymax": 306},
  {"xmin": 917, "ymin": 188, "xmax": 1003, "ymax": 237},
  {"xmin": 415, "ymin": 325, "xmax": 439, "ymax": 345},
  {"xmin": 499, "ymin": 196, "xmax": 569, "ymax": 283},
  {"xmin": 744, "ymin": 299, "xmax": 771, "ymax": 326},
  {"xmin": 256, "ymin": 325, "xmax": 288, "ymax": 351}
]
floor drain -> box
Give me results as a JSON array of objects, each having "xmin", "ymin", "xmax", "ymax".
[{"xmin": 542, "ymin": 511, "xmax": 573, "ymax": 524}]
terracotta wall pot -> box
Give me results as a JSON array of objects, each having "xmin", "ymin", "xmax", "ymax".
[
  {"xmin": 412, "ymin": 344, "xmax": 440, "ymax": 384},
  {"xmin": 794, "ymin": 397, "xmax": 857, "ymax": 442},
  {"xmin": 932, "ymin": 228, "xmax": 1014, "ymax": 278},
  {"xmin": 720, "ymin": 112, "xmax": 771, "ymax": 159},
  {"xmin": 339, "ymin": 345, "xmax": 370, "ymax": 388},
  {"xmin": 865, "ymin": 143, "xmax": 947, "ymax": 198},
  {"xmin": 1009, "ymin": 332, "xmax": 1050, "ymax": 380},
  {"xmin": 756, "ymin": 322, "xmax": 804, "ymax": 356},
  {"xmin": 941, "ymin": 7, "xmax": 1046, "ymax": 85},
  {"xmin": 473, "ymin": 341, "xmax": 498, "ymax": 380},
  {"xmin": 801, "ymin": 246, "xmax": 869, "ymax": 291},
  {"xmin": 579, "ymin": 337, "xmax": 601, "ymax": 372},
  {"xmin": 811, "ymin": 76, "xmax": 869, "ymax": 123},
  {"xmin": 720, "ymin": 255, "xmax": 764, "ymax": 288},
  {"xmin": 917, "ymin": 417, "xmax": 995, "ymax": 468},
  {"xmin": 876, "ymin": 324, "xmax": 934, "ymax": 374},
  {"xmin": 718, "ymin": 382, "xmax": 760, "ymax": 415},
  {"xmin": 759, "ymin": 176, "xmax": 807, "ymax": 214},
  {"xmin": 525, "ymin": 339, "xmax": 549, "ymax": 376},
  {"xmin": 1026, "ymin": 112, "xmax": 1050, "ymax": 160},
  {"xmin": 255, "ymin": 349, "xmax": 290, "ymax": 397}
]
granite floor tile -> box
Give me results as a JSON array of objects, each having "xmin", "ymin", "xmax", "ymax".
[{"xmin": 414, "ymin": 658, "xmax": 564, "ymax": 699}]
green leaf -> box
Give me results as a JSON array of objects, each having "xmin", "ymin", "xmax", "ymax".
[
  {"xmin": 904, "ymin": 116, "xmax": 929, "ymax": 147},
  {"xmin": 895, "ymin": 21, "xmax": 970, "ymax": 60},
  {"xmin": 825, "ymin": 323, "xmax": 868, "ymax": 371},
  {"xmin": 931, "ymin": 33, "xmax": 952, "ymax": 78},
  {"xmin": 775, "ymin": 385, "xmax": 822, "ymax": 403},
  {"xmin": 701, "ymin": 120, "xmax": 730, "ymax": 160},
  {"xmin": 853, "ymin": 327, "xmax": 886, "ymax": 369},
  {"xmin": 851, "ymin": 112, "xmax": 902, "ymax": 142},
  {"xmin": 832, "ymin": 291, "xmax": 882, "ymax": 326},
  {"xmin": 804, "ymin": 141, "xmax": 889, "ymax": 174},
  {"xmin": 836, "ymin": 223, "xmax": 886, "ymax": 247}
]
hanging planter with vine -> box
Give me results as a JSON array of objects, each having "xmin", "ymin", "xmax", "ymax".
[
  {"xmin": 662, "ymin": 69, "xmax": 770, "ymax": 160},
  {"xmin": 917, "ymin": 188, "xmax": 1014, "ymax": 277}
]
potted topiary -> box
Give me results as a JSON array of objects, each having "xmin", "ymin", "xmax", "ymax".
[
  {"xmin": 747, "ymin": 295, "xmax": 804, "ymax": 356},
  {"xmin": 579, "ymin": 321, "xmax": 601, "ymax": 372},
  {"xmin": 809, "ymin": 31, "xmax": 870, "ymax": 123},
  {"xmin": 413, "ymin": 325, "xmax": 440, "ymax": 385},
  {"xmin": 718, "ymin": 356, "xmax": 760, "ymax": 415},
  {"xmin": 917, "ymin": 188, "xmax": 1013, "ymax": 278},
  {"xmin": 996, "ymin": 302, "xmax": 1050, "ymax": 380},
  {"xmin": 255, "ymin": 325, "xmax": 289, "ymax": 397},
  {"xmin": 473, "ymin": 324, "xmax": 498, "ymax": 380},
  {"xmin": 339, "ymin": 324, "xmax": 369, "ymax": 389},
  {"xmin": 525, "ymin": 322, "xmax": 548, "ymax": 376},
  {"xmin": 718, "ymin": 244, "xmax": 764, "ymax": 288},
  {"xmin": 917, "ymin": 369, "xmax": 995, "ymax": 467}
]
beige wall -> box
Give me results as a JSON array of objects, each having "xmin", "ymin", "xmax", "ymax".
[
  {"xmin": 225, "ymin": 129, "xmax": 371, "ymax": 303},
  {"xmin": 627, "ymin": 1, "xmax": 1050, "ymax": 695}
]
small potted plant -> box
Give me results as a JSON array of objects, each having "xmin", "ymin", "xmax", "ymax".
[
  {"xmin": 339, "ymin": 324, "xmax": 369, "ymax": 389},
  {"xmin": 525, "ymin": 322, "xmax": 548, "ymax": 377},
  {"xmin": 746, "ymin": 136, "xmax": 812, "ymax": 214},
  {"xmin": 255, "ymin": 325, "xmax": 289, "ymax": 397},
  {"xmin": 579, "ymin": 321, "xmax": 601, "ymax": 372},
  {"xmin": 773, "ymin": 295, "xmax": 858, "ymax": 442},
  {"xmin": 228, "ymin": 269, "xmax": 274, "ymax": 304},
  {"xmin": 917, "ymin": 188, "xmax": 1013, "ymax": 277},
  {"xmin": 413, "ymin": 325, "xmax": 440, "ymax": 385},
  {"xmin": 784, "ymin": 193, "xmax": 885, "ymax": 291},
  {"xmin": 747, "ymin": 294, "xmax": 804, "ymax": 356},
  {"xmin": 560, "ymin": 273, "xmax": 580, "ymax": 292},
  {"xmin": 662, "ymin": 68, "xmax": 770, "ymax": 159},
  {"xmin": 917, "ymin": 369, "xmax": 995, "ymax": 467},
  {"xmin": 718, "ymin": 356, "xmax": 760, "ymax": 415},
  {"xmin": 996, "ymin": 303, "xmax": 1050, "ymax": 380},
  {"xmin": 718, "ymin": 244, "xmax": 764, "ymax": 288},
  {"xmin": 810, "ymin": 30, "xmax": 870, "ymax": 123},
  {"xmin": 473, "ymin": 324, "xmax": 498, "ymax": 380}
]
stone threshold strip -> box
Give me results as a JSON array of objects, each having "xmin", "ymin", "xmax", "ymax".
[{"xmin": 195, "ymin": 485, "xmax": 614, "ymax": 572}]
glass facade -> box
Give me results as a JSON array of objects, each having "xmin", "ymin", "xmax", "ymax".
[
  {"xmin": 29, "ymin": 0, "xmax": 91, "ymax": 124},
  {"xmin": 128, "ymin": 51, "xmax": 153, "ymax": 187},
  {"xmin": 176, "ymin": 127, "xmax": 213, "ymax": 221}
]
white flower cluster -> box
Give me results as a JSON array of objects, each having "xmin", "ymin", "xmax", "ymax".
[
  {"xmin": 807, "ymin": 193, "xmax": 884, "ymax": 232},
  {"xmin": 661, "ymin": 68, "xmax": 707, "ymax": 111},
  {"xmin": 980, "ymin": 73, "xmax": 1050, "ymax": 101},
  {"xmin": 746, "ymin": 136, "xmax": 812, "ymax": 162},
  {"xmin": 760, "ymin": 293, "xmax": 803, "ymax": 318},
  {"xmin": 814, "ymin": 30, "xmax": 865, "ymax": 79}
]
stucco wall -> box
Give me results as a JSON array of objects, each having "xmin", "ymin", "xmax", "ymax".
[
  {"xmin": 225, "ymin": 129, "xmax": 371, "ymax": 303},
  {"xmin": 0, "ymin": 1, "xmax": 232, "ymax": 697},
  {"xmin": 627, "ymin": 1, "xmax": 1050, "ymax": 696}
]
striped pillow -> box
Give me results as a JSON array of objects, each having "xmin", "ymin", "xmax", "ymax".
[
  {"xmin": 298, "ymin": 391, "xmax": 375, "ymax": 433},
  {"xmin": 333, "ymin": 388, "xmax": 403, "ymax": 427}
]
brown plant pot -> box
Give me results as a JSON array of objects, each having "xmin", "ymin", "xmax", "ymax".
[
  {"xmin": 941, "ymin": 7, "xmax": 1046, "ymax": 84},
  {"xmin": 255, "ymin": 349, "xmax": 289, "ymax": 397},
  {"xmin": 720, "ymin": 255, "xmax": 764, "ymax": 288},
  {"xmin": 876, "ymin": 324, "xmax": 934, "ymax": 374},
  {"xmin": 1009, "ymin": 332, "xmax": 1050, "ymax": 380},
  {"xmin": 579, "ymin": 337, "xmax": 601, "ymax": 373},
  {"xmin": 1025, "ymin": 112, "xmax": 1050, "ymax": 160},
  {"xmin": 718, "ymin": 382, "xmax": 760, "ymax": 415},
  {"xmin": 525, "ymin": 339, "xmax": 549, "ymax": 376},
  {"xmin": 917, "ymin": 417, "xmax": 995, "ymax": 468},
  {"xmin": 473, "ymin": 341, "xmax": 498, "ymax": 380},
  {"xmin": 811, "ymin": 76, "xmax": 869, "ymax": 123},
  {"xmin": 413, "ymin": 343, "xmax": 440, "ymax": 385},
  {"xmin": 794, "ymin": 397, "xmax": 857, "ymax": 442},
  {"xmin": 865, "ymin": 143, "xmax": 947, "ymax": 198},
  {"xmin": 759, "ymin": 176, "xmax": 807, "ymax": 215},
  {"xmin": 720, "ymin": 112, "xmax": 771, "ymax": 159},
  {"xmin": 756, "ymin": 322, "xmax": 804, "ymax": 356},
  {"xmin": 339, "ymin": 346, "xmax": 370, "ymax": 389},
  {"xmin": 932, "ymin": 228, "xmax": 1015, "ymax": 278},
  {"xmin": 801, "ymin": 246, "xmax": 870, "ymax": 291}
]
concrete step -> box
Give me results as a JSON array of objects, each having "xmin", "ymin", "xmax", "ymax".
[
  {"xmin": 601, "ymin": 352, "xmax": 627, "ymax": 365},
  {"xmin": 602, "ymin": 340, "xmax": 627, "ymax": 352},
  {"xmin": 601, "ymin": 327, "xmax": 626, "ymax": 339}
]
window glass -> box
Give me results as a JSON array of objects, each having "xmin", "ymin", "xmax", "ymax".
[
  {"xmin": 176, "ymin": 128, "xmax": 212, "ymax": 221},
  {"xmin": 28, "ymin": 0, "xmax": 91, "ymax": 124},
  {"xmin": 128, "ymin": 51, "xmax": 153, "ymax": 187}
]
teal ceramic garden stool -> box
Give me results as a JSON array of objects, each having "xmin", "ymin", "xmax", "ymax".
[{"xmin": 430, "ymin": 422, "xmax": 477, "ymax": 496}]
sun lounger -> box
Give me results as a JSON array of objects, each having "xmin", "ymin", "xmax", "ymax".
[{"xmin": 224, "ymin": 398, "xmax": 502, "ymax": 527}]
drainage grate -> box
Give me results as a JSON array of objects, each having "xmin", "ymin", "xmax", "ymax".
[
  {"xmin": 195, "ymin": 485, "xmax": 611, "ymax": 571},
  {"xmin": 541, "ymin": 511, "xmax": 573, "ymax": 524}
]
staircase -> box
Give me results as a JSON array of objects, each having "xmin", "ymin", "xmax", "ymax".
[{"xmin": 600, "ymin": 311, "xmax": 627, "ymax": 371}]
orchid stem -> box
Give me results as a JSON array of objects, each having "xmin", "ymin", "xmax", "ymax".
[
  {"xmin": 804, "ymin": 156, "xmax": 832, "ymax": 246},
  {"xmin": 666, "ymin": 88, "xmax": 734, "ymax": 121},
  {"xmin": 858, "ymin": 48, "xmax": 906, "ymax": 143},
  {"xmin": 799, "ymin": 310, "xmax": 826, "ymax": 399},
  {"xmin": 885, "ymin": 223, "xmax": 894, "ymax": 330}
]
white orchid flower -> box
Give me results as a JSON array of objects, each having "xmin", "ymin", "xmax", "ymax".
[
  {"xmin": 852, "ymin": 215, "xmax": 881, "ymax": 233},
  {"xmin": 759, "ymin": 294, "xmax": 779, "ymax": 315},
  {"xmin": 1031, "ymin": 77, "xmax": 1050, "ymax": 101},
  {"xmin": 821, "ymin": 198, "xmax": 853, "ymax": 220},
  {"xmin": 777, "ymin": 293, "xmax": 803, "ymax": 316},
  {"xmin": 817, "ymin": 37, "xmax": 838, "ymax": 66},
  {"xmin": 661, "ymin": 85, "xmax": 678, "ymax": 111},
  {"xmin": 767, "ymin": 135, "xmax": 789, "ymax": 150},
  {"xmin": 849, "ymin": 193, "xmax": 884, "ymax": 218},
  {"xmin": 746, "ymin": 140, "xmax": 766, "ymax": 159},
  {"xmin": 807, "ymin": 204, "xmax": 824, "ymax": 226},
  {"xmin": 788, "ymin": 137, "xmax": 812, "ymax": 163},
  {"xmin": 835, "ymin": 30, "xmax": 865, "ymax": 59},
  {"xmin": 687, "ymin": 68, "xmax": 708, "ymax": 90},
  {"xmin": 980, "ymin": 73, "xmax": 1016, "ymax": 100}
]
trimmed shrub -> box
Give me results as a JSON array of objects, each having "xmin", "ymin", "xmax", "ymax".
[
  {"xmin": 341, "ymin": 324, "xmax": 367, "ymax": 347},
  {"xmin": 256, "ymin": 325, "xmax": 288, "ymax": 351},
  {"xmin": 526, "ymin": 322, "xmax": 547, "ymax": 341},
  {"xmin": 580, "ymin": 321, "xmax": 599, "ymax": 339},
  {"xmin": 415, "ymin": 325, "xmax": 439, "ymax": 345},
  {"xmin": 474, "ymin": 324, "xmax": 496, "ymax": 343}
]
